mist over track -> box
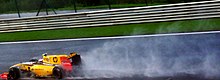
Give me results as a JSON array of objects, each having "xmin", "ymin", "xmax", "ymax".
[{"xmin": 0, "ymin": 31, "xmax": 220, "ymax": 80}]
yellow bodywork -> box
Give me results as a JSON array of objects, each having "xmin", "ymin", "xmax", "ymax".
[
  {"xmin": 42, "ymin": 52, "xmax": 77, "ymax": 65},
  {"xmin": 30, "ymin": 64, "xmax": 55, "ymax": 77},
  {"xmin": 11, "ymin": 63, "xmax": 55, "ymax": 77},
  {"xmin": 43, "ymin": 54, "xmax": 67, "ymax": 65}
]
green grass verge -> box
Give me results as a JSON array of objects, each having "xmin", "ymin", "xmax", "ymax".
[
  {"xmin": 0, "ymin": 3, "xmax": 165, "ymax": 14},
  {"xmin": 59, "ymin": 3, "xmax": 165, "ymax": 11},
  {"xmin": 0, "ymin": 18, "xmax": 220, "ymax": 42}
]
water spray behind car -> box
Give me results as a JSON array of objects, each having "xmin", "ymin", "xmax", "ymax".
[{"xmin": 81, "ymin": 34, "xmax": 220, "ymax": 78}]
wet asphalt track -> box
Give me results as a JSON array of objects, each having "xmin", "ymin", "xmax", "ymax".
[{"xmin": 0, "ymin": 32, "xmax": 220, "ymax": 80}]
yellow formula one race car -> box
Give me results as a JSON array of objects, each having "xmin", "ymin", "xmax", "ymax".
[{"xmin": 2, "ymin": 52, "xmax": 82, "ymax": 80}]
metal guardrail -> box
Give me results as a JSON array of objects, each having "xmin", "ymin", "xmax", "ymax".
[{"xmin": 0, "ymin": 0, "xmax": 220, "ymax": 33}]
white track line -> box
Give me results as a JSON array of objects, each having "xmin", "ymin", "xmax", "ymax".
[{"xmin": 0, "ymin": 31, "xmax": 220, "ymax": 45}]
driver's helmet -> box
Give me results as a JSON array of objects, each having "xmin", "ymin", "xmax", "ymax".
[{"xmin": 42, "ymin": 53, "xmax": 47, "ymax": 56}]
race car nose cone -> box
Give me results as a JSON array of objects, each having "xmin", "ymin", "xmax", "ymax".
[{"xmin": 0, "ymin": 72, "xmax": 8, "ymax": 79}]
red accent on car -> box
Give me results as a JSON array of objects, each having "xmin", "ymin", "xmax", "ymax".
[
  {"xmin": 62, "ymin": 62, "xmax": 73, "ymax": 71},
  {"xmin": 60, "ymin": 57, "xmax": 71, "ymax": 63},
  {"xmin": 0, "ymin": 72, "xmax": 8, "ymax": 79},
  {"xmin": 60, "ymin": 57, "xmax": 73, "ymax": 72}
]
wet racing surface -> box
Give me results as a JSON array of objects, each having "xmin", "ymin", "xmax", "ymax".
[{"xmin": 0, "ymin": 32, "xmax": 220, "ymax": 80}]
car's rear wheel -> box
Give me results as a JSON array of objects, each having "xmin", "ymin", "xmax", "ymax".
[
  {"xmin": 7, "ymin": 67, "xmax": 20, "ymax": 80},
  {"xmin": 53, "ymin": 67, "xmax": 65, "ymax": 79}
]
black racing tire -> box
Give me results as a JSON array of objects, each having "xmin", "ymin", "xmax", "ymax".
[
  {"xmin": 7, "ymin": 67, "xmax": 21, "ymax": 80},
  {"xmin": 53, "ymin": 67, "xmax": 65, "ymax": 79}
]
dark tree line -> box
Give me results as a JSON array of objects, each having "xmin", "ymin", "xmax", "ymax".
[{"xmin": 0, "ymin": 0, "xmax": 209, "ymax": 14}]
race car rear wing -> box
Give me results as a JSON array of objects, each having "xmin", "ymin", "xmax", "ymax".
[{"xmin": 68, "ymin": 52, "xmax": 82, "ymax": 66}]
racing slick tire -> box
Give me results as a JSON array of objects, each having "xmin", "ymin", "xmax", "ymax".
[
  {"xmin": 53, "ymin": 67, "xmax": 65, "ymax": 79},
  {"xmin": 7, "ymin": 67, "xmax": 21, "ymax": 80}
]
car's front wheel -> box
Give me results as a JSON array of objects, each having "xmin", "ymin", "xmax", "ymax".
[{"xmin": 7, "ymin": 67, "xmax": 21, "ymax": 80}]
